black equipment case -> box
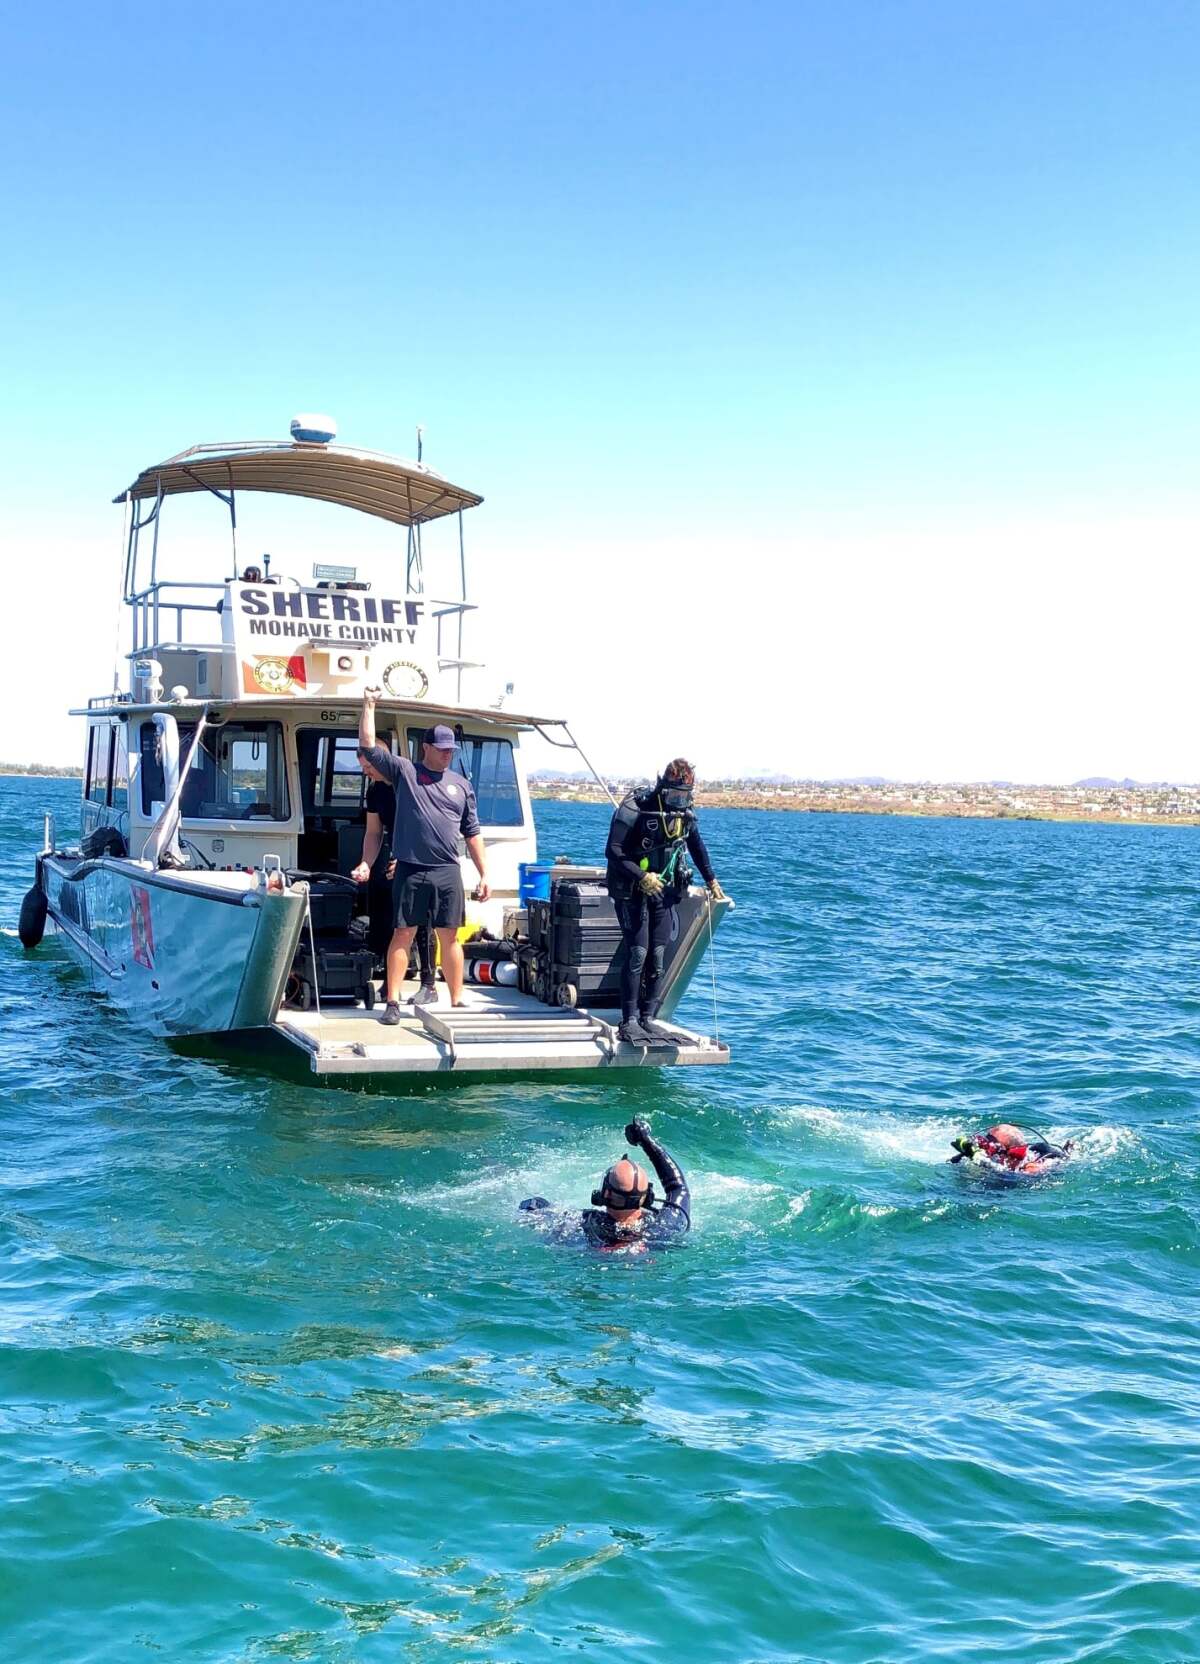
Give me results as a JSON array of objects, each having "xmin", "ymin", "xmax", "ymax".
[
  {"xmin": 286, "ymin": 874, "xmax": 376, "ymax": 1010},
  {"xmin": 525, "ymin": 880, "xmax": 624, "ymax": 1008}
]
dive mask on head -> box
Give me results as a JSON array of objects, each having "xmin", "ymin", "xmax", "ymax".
[
  {"xmin": 592, "ymin": 1158, "xmax": 656, "ymax": 1211},
  {"xmin": 658, "ymin": 759, "xmax": 695, "ymax": 813}
]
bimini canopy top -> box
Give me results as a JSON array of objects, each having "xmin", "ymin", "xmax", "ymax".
[{"xmin": 115, "ymin": 438, "xmax": 483, "ymax": 527}]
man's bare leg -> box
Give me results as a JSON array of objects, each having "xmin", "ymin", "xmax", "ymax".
[
  {"xmin": 385, "ymin": 926, "xmax": 417, "ymax": 1004},
  {"xmin": 437, "ymin": 928, "xmax": 465, "ymax": 1004}
]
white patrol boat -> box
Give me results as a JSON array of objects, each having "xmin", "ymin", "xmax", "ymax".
[{"xmin": 20, "ymin": 416, "xmax": 731, "ymax": 1079}]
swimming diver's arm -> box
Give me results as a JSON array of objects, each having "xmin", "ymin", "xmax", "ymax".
[{"xmin": 626, "ymin": 1118, "xmax": 690, "ymax": 1227}]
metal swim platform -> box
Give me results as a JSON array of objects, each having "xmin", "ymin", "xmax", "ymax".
[{"xmin": 272, "ymin": 984, "xmax": 729, "ymax": 1076}]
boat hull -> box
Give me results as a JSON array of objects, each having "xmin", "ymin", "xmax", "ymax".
[{"xmin": 40, "ymin": 855, "xmax": 306, "ymax": 1036}]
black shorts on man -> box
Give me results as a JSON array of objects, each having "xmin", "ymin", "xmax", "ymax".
[{"xmin": 392, "ymin": 860, "xmax": 465, "ymax": 930}]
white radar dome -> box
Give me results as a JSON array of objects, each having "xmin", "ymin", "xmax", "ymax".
[{"xmin": 290, "ymin": 413, "xmax": 337, "ymax": 445}]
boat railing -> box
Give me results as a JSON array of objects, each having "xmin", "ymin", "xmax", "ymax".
[
  {"xmin": 430, "ymin": 600, "xmax": 478, "ymax": 685},
  {"xmin": 127, "ymin": 580, "xmax": 227, "ymax": 661}
]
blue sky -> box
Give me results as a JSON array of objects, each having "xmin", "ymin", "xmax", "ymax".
[{"xmin": 4, "ymin": 2, "xmax": 1199, "ymax": 778}]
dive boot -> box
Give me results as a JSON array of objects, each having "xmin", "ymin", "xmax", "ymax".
[
  {"xmin": 617, "ymin": 1018, "xmax": 650, "ymax": 1047},
  {"xmin": 639, "ymin": 1009, "xmax": 678, "ymax": 1048},
  {"xmin": 379, "ymin": 1001, "xmax": 403, "ymax": 1026}
]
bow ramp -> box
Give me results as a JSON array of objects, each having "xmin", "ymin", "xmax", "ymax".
[{"xmin": 273, "ymin": 984, "xmax": 728, "ymax": 1077}]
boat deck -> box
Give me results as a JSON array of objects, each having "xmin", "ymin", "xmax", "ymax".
[{"xmin": 273, "ymin": 984, "xmax": 729, "ymax": 1076}]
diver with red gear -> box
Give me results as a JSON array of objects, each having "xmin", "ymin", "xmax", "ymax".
[
  {"xmin": 604, "ymin": 758, "xmax": 727, "ymax": 1047},
  {"xmin": 951, "ymin": 1122, "xmax": 1073, "ymax": 1175}
]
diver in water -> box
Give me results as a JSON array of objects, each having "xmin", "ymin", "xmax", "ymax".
[
  {"xmin": 604, "ymin": 758, "xmax": 727, "ymax": 1047},
  {"xmin": 519, "ymin": 1117, "xmax": 690, "ymax": 1249},
  {"xmin": 951, "ymin": 1122, "xmax": 1073, "ymax": 1175}
]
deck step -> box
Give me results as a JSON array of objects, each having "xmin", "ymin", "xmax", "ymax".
[
  {"xmin": 271, "ymin": 984, "xmax": 728, "ymax": 1076},
  {"xmin": 417, "ymin": 1005, "xmax": 612, "ymax": 1053}
]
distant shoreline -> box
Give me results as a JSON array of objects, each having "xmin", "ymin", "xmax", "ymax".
[
  {"xmin": 531, "ymin": 787, "xmax": 1200, "ymax": 829},
  {"xmin": 0, "ymin": 770, "xmax": 81, "ymax": 781},
  {"xmin": 4, "ymin": 772, "xmax": 1197, "ymax": 827}
]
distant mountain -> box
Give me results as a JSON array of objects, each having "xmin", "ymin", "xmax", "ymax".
[{"xmin": 1073, "ymin": 777, "xmax": 1163, "ymax": 789}]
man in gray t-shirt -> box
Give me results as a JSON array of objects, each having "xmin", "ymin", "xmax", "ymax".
[{"xmin": 359, "ymin": 689, "xmax": 490, "ymax": 1024}]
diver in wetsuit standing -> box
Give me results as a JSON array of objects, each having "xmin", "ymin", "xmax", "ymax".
[
  {"xmin": 520, "ymin": 1118, "xmax": 689, "ymax": 1249},
  {"xmin": 605, "ymin": 759, "xmax": 726, "ymax": 1047}
]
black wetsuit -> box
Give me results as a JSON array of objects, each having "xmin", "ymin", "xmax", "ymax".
[
  {"xmin": 364, "ymin": 779, "xmax": 396, "ymax": 960},
  {"xmin": 605, "ymin": 790, "xmax": 715, "ymax": 1023},
  {"xmin": 520, "ymin": 1127, "xmax": 690, "ymax": 1249}
]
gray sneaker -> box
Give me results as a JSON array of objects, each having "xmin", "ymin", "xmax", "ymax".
[
  {"xmin": 410, "ymin": 984, "xmax": 438, "ymax": 1008},
  {"xmin": 379, "ymin": 1001, "xmax": 403, "ymax": 1026}
]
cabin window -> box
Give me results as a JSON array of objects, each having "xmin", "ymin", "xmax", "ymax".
[
  {"xmin": 176, "ymin": 721, "xmax": 291, "ymax": 822},
  {"xmin": 84, "ymin": 729, "xmax": 99, "ymax": 803},
  {"xmin": 330, "ymin": 735, "xmax": 367, "ymax": 802},
  {"xmin": 469, "ymin": 737, "xmax": 523, "ymax": 826},
  {"xmin": 85, "ymin": 725, "xmax": 112, "ymax": 806},
  {"xmin": 298, "ymin": 730, "xmax": 398, "ymax": 813},
  {"xmin": 139, "ymin": 723, "xmax": 165, "ymax": 813},
  {"xmin": 109, "ymin": 723, "xmax": 129, "ymax": 810},
  {"xmin": 406, "ymin": 730, "xmax": 524, "ymax": 827}
]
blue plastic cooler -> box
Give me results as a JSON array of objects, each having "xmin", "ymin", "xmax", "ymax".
[{"xmin": 518, "ymin": 863, "xmax": 554, "ymax": 904}]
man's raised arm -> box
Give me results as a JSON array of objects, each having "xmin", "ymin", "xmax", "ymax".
[{"xmin": 359, "ymin": 687, "xmax": 379, "ymax": 751}]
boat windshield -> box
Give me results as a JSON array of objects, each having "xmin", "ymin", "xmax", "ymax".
[{"xmin": 139, "ymin": 719, "xmax": 291, "ymax": 822}]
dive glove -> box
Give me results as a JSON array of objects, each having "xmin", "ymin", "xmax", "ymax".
[
  {"xmin": 624, "ymin": 1117, "xmax": 651, "ymax": 1146},
  {"xmin": 638, "ymin": 871, "xmax": 665, "ymax": 897}
]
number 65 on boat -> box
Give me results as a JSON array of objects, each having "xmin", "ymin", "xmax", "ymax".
[{"xmin": 19, "ymin": 416, "xmax": 732, "ymax": 1080}]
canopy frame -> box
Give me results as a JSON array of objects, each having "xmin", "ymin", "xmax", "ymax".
[{"xmin": 115, "ymin": 432, "xmax": 485, "ymax": 702}]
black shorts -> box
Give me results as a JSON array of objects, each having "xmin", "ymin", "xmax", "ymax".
[{"xmin": 392, "ymin": 860, "xmax": 465, "ymax": 930}]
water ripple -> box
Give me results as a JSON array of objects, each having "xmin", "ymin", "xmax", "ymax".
[{"xmin": 2, "ymin": 784, "xmax": 1199, "ymax": 1660}]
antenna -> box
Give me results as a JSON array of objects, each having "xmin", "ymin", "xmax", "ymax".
[{"xmin": 406, "ymin": 423, "xmax": 426, "ymax": 594}]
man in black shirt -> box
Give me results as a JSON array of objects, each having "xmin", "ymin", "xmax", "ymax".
[
  {"xmin": 519, "ymin": 1118, "xmax": 690, "ymax": 1250},
  {"xmin": 358, "ymin": 690, "xmax": 489, "ymax": 1024},
  {"xmin": 351, "ymin": 751, "xmax": 435, "ymax": 998},
  {"xmin": 605, "ymin": 758, "xmax": 727, "ymax": 1047}
]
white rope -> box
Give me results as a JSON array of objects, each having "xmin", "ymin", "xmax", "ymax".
[
  {"xmin": 535, "ymin": 721, "xmax": 619, "ymax": 808},
  {"xmin": 564, "ymin": 726, "xmax": 619, "ymax": 808},
  {"xmin": 704, "ymin": 893, "xmax": 720, "ymax": 1046},
  {"xmin": 303, "ymin": 888, "xmax": 323, "ymax": 1025}
]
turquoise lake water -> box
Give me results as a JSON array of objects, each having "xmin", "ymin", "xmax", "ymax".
[{"xmin": 2, "ymin": 776, "xmax": 1199, "ymax": 1662}]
